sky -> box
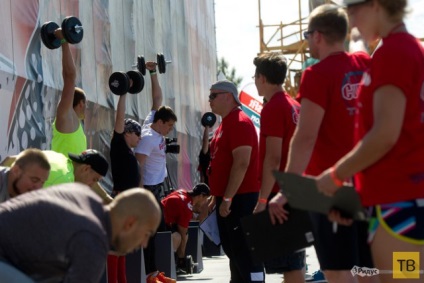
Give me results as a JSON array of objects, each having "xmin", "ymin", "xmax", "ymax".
[{"xmin": 214, "ymin": 0, "xmax": 424, "ymax": 90}]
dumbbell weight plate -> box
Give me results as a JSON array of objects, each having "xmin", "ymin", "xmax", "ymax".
[
  {"xmin": 126, "ymin": 70, "xmax": 145, "ymax": 94},
  {"xmin": 109, "ymin": 72, "xmax": 130, "ymax": 95},
  {"xmin": 40, "ymin": 21, "xmax": 61, "ymax": 49},
  {"xmin": 61, "ymin": 16, "xmax": 83, "ymax": 44},
  {"xmin": 157, "ymin": 53, "xmax": 166, "ymax": 74},
  {"xmin": 137, "ymin": 55, "xmax": 146, "ymax": 76},
  {"xmin": 185, "ymin": 255, "xmax": 194, "ymax": 274},
  {"xmin": 201, "ymin": 112, "xmax": 217, "ymax": 127}
]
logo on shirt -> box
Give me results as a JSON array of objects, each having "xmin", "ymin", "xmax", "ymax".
[
  {"xmin": 291, "ymin": 103, "xmax": 300, "ymax": 124},
  {"xmin": 341, "ymin": 71, "xmax": 366, "ymax": 116}
]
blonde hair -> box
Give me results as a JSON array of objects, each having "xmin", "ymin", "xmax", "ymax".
[
  {"xmin": 377, "ymin": 0, "xmax": 408, "ymax": 21},
  {"xmin": 309, "ymin": 4, "xmax": 348, "ymax": 45}
]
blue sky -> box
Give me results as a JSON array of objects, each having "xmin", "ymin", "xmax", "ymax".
[{"xmin": 215, "ymin": 0, "xmax": 424, "ymax": 89}]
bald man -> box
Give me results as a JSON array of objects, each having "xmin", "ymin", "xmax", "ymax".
[{"xmin": 0, "ymin": 183, "xmax": 161, "ymax": 283}]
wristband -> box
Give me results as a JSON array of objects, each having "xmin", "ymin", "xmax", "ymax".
[
  {"xmin": 258, "ymin": 198, "xmax": 267, "ymax": 204},
  {"xmin": 223, "ymin": 197, "xmax": 232, "ymax": 202},
  {"xmin": 149, "ymin": 70, "xmax": 157, "ymax": 75},
  {"xmin": 330, "ymin": 166, "xmax": 344, "ymax": 187},
  {"xmin": 60, "ymin": 38, "xmax": 67, "ymax": 45}
]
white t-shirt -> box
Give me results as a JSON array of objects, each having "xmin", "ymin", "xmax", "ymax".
[{"xmin": 135, "ymin": 111, "xmax": 167, "ymax": 185}]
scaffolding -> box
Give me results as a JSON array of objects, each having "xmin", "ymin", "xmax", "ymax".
[{"xmin": 257, "ymin": 0, "xmax": 333, "ymax": 96}]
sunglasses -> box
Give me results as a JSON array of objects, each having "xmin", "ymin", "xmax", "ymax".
[
  {"xmin": 131, "ymin": 131, "xmax": 141, "ymax": 137},
  {"xmin": 209, "ymin": 91, "xmax": 228, "ymax": 100},
  {"xmin": 303, "ymin": 30, "xmax": 316, "ymax": 40}
]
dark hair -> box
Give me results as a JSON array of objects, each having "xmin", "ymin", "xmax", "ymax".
[
  {"xmin": 153, "ymin": 106, "xmax": 177, "ymax": 123},
  {"xmin": 309, "ymin": 4, "xmax": 348, "ymax": 45},
  {"xmin": 73, "ymin": 87, "xmax": 86, "ymax": 108},
  {"xmin": 13, "ymin": 148, "xmax": 50, "ymax": 171},
  {"xmin": 253, "ymin": 53, "xmax": 287, "ymax": 85}
]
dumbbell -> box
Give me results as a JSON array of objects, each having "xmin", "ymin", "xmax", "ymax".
[
  {"xmin": 40, "ymin": 16, "xmax": 84, "ymax": 49},
  {"xmin": 108, "ymin": 71, "xmax": 144, "ymax": 96},
  {"xmin": 135, "ymin": 54, "xmax": 172, "ymax": 75},
  {"xmin": 185, "ymin": 255, "xmax": 194, "ymax": 274},
  {"xmin": 201, "ymin": 112, "xmax": 217, "ymax": 127}
]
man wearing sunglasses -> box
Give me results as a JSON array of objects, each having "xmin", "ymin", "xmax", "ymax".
[
  {"xmin": 108, "ymin": 91, "xmax": 142, "ymax": 283},
  {"xmin": 208, "ymin": 80, "xmax": 264, "ymax": 283},
  {"xmin": 269, "ymin": 4, "xmax": 373, "ymax": 283}
]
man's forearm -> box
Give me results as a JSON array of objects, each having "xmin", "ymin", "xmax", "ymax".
[
  {"xmin": 61, "ymin": 43, "xmax": 76, "ymax": 81},
  {"xmin": 259, "ymin": 157, "xmax": 280, "ymax": 199},
  {"xmin": 285, "ymin": 134, "xmax": 315, "ymax": 175}
]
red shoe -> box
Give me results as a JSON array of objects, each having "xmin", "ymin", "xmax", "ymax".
[
  {"xmin": 156, "ymin": 271, "xmax": 176, "ymax": 283},
  {"xmin": 146, "ymin": 271, "xmax": 163, "ymax": 283}
]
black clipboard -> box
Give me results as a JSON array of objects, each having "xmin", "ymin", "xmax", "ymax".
[
  {"xmin": 240, "ymin": 207, "xmax": 314, "ymax": 264},
  {"xmin": 274, "ymin": 172, "xmax": 368, "ymax": 221}
]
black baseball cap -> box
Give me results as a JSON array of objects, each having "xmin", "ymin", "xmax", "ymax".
[{"xmin": 68, "ymin": 149, "xmax": 109, "ymax": 176}]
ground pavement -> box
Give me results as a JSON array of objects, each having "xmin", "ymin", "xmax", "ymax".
[{"xmin": 177, "ymin": 246, "xmax": 320, "ymax": 282}]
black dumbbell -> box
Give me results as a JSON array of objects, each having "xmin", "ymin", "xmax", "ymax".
[
  {"xmin": 108, "ymin": 70, "xmax": 144, "ymax": 96},
  {"xmin": 185, "ymin": 255, "xmax": 194, "ymax": 274},
  {"xmin": 40, "ymin": 16, "xmax": 84, "ymax": 49},
  {"xmin": 201, "ymin": 112, "xmax": 217, "ymax": 127},
  {"xmin": 135, "ymin": 54, "xmax": 172, "ymax": 75}
]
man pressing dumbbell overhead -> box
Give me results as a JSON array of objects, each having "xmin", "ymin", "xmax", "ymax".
[
  {"xmin": 51, "ymin": 27, "xmax": 87, "ymax": 156},
  {"xmin": 107, "ymin": 89, "xmax": 142, "ymax": 283},
  {"xmin": 134, "ymin": 61, "xmax": 177, "ymax": 276},
  {"xmin": 135, "ymin": 61, "xmax": 177, "ymax": 198}
]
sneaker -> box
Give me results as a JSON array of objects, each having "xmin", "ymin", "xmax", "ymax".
[
  {"xmin": 146, "ymin": 271, "xmax": 163, "ymax": 283},
  {"xmin": 305, "ymin": 270, "xmax": 327, "ymax": 282},
  {"xmin": 176, "ymin": 267, "xmax": 187, "ymax": 275},
  {"xmin": 156, "ymin": 271, "xmax": 176, "ymax": 283}
]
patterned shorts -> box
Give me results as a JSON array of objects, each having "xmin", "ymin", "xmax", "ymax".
[{"xmin": 368, "ymin": 199, "xmax": 424, "ymax": 245}]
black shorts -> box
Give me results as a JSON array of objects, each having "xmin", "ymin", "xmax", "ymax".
[
  {"xmin": 310, "ymin": 212, "xmax": 373, "ymax": 270},
  {"xmin": 264, "ymin": 250, "xmax": 305, "ymax": 273}
]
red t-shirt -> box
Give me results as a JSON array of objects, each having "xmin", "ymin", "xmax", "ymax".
[
  {"xmin": 208, "ymin": 108, "xmax": 259, "ymax": 196},
  {"xmin": 259, "ymin": 92, "xmax": 300, "ymax": 193},
  {"xmin": 161, "ymin": 189, "xmax": 193, "ymax": 228},
  {"xmin": 298, "ymin": 51, "xmax": 370, "ymax": 176},
  {"xmin": 354, "ymin": 32, "xmax": 424, "ymax": 206}
]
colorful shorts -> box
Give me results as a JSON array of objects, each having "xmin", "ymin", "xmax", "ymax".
[{"xmin": 368, "ymin": 199, "xmax": 424, "ymax": 245}]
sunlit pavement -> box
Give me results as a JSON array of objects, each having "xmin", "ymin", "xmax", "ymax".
[{"xmin": 177, "ymin": 246, "xmax": 320, "ymax": 282}]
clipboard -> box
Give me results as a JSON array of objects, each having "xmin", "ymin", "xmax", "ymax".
[
  {"xmin": 274, "ymin": 172, "xmax": 368, "ymax": 221},
  {"xmin": 240, "ymin": 207, "xmax": 314, "ymax": 264},
  {"xmin": 199, "ymin": 209, "xmax": 221, "ymax": 245}
]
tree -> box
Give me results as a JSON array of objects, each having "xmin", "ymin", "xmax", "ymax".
[{"xmin": 217, "ymin": 57, "xmax": 243, "ymax": 88}]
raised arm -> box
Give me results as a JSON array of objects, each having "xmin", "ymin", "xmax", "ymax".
[
  {"xmin": 201, "ymin": 126, "xmax": 210, "ymax": 154},
  {"xmin": 146, "ymin": 61, "xmax": 163, "ymax": 110},
  {"xmin": 114, "ymin": 94, "xmax": 127, "ymax": 134},
  {"xmin": 54, "ymin": 29, "xmax": 80, "ymax": 133}
]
